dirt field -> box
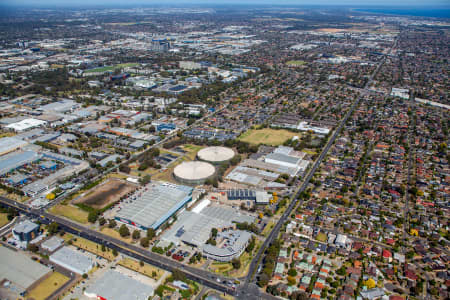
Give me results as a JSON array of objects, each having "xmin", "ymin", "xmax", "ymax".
[{"xmin": 74, "ymin": 178, "xmax": 136, "ymax": 209}]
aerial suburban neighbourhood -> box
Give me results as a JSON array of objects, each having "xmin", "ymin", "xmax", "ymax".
[{"xmin": 0, "ymin": 1, "xmax": 448, "ymax": 300}]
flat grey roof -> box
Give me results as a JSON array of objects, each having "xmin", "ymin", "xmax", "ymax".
[
  {"xmin": 50, "ymin": 246, "xmax": 93, "ymax": 274},
  {"xmin": 0, "ymin": 137, "xmax": 28, "ymax": 154},
  {"xmin": 85, "ymin": 270, "xmax": 154, "ymax": 300},
  {"xmin": 0, "ymin": 151, "xmax": 42, "ymax": 176},
  {"xmin": 0, "ymin": 246, "xmax": 51, "ymax": 290},
  {"xmin": 13, "ymin": 220, "xmax": 39, "ymax": 234},
  {"xmin": 203, "ymin": 230, "xmax": 251, "ymax": 258},
  {"xmin": 41, "ymin": 236, "xmax": 64, "ymax": 252},
  {"xmin": 116, "ymin": 182, "xmax": 192, "ymax": 229},
  {"xmin": 266, "ymin": 153, "xmax": 301, "ymax": 165}
]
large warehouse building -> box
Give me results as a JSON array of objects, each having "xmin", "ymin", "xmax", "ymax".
[
  {"xmin": 84, "ymin": 270, "xmax": 154, "ymax": 300},
  {"xmin": 115, "ymin": 182, "xmax": 193, "ymax": 230},
  {"xmin": 173, "ymin": 161, "xmax": 215, "ymax": 185},
  {"xmin": 50, "ymin": 247, "xmax": 94, "ymax": 275},
  {"xmin": 0, "ymin": 246, "xmax": 51, "ymax": 295},
  {"xmin": 197, "ymin": 146, "xmax": 235, "ymax": 164},
  {"xmin": 0, "ymin": 137, "xmax": 28, "ymax": 156}
]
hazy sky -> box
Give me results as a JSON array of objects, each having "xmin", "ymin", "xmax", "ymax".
[{"xmin": 2, "ymin": 0, "xmax": 449, "ymax": 7}]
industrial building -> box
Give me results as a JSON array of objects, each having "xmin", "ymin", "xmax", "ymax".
[
  {"xmin": 264, "ymin": 146, "xmax": 310, "ymax": 176},
  {"xmin": 41, "ymin": 236, "xmax": 64, "ymax": 253},
  {"xmin": 6, "ymin": 118, "xmax": 47, "ymax": 132},
  {"xmin": 21, "ymin": 152, "xmax": 90, "ymax": 196},
  {"xmin": 173, "ymin": 161, "xmax": 215, "ymax": 185},
  {"xmin": 0, "ymin": 246, "xmax": 51, "ymax": 294},
  {"xmin": 0, "ymin": 150, "xmax": 42, "ymax": 176},
  {"xmin": 197, "ymin": 146, "xmax": 235, "ymax": 164},
  {"xmin": 50, "ymin": 247, "xmax": 94, "ymax": 275},
  {"xmin": 115, "ymin": 182, "xmax": 193, "ymax": 230},
  {"xmin": 12, "ymin": 220, "xmax": 40, "ymax": 243},
  {"xmin": 0, "ymin": 137, "xmax": 28, "ymax": 156},
  {"xmin": 226, "ymin": 189, "xmax": 272, "ymax": 204},
  {"xmin": 84, "ymin": 270, "xmax": 154, "ymax": 300}
]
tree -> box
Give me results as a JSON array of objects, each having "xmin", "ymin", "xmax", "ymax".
[
  {"xmin": 48, "ymin": 222, "xmax": 59, "ymax": 235},
  {"xmin": 140, "ymin": 237, "xmax": 150, "ymax": 248},
  {"xmin": 108, "ymin": 219, "xmax": 117, "ymax": 228},
  {"xmin": 88, "ymin": 211, "xmax": 99, "ymax": 223},
  {"xmin": 82, "ymin": 273, "xmax": 88, "ymax": 279},
  {"xmin": 211, "ymin": 228, "xmax": 218, "ymax": 238},
  {"xmin": 147, "ymin": 228, "xmax": 155, "ymax": 239},
  {"xmin": 27, "ymin": 243, "xmax": 39, "ymax": 252},
  {"xmin": 287, "ymin": 275, "xmax": 296, "ymax": 286},
  {"xmin": 172, "ymin": 268, "xmax": 186, "ymax": 281},
  {"xmin": 257, "ymin": 273, "xmax": 270, "ymax": 287},
  {"xmin": 119, "ymin": 224, "xmax": 130, "ymax": 237},
  {"xmin": 132, "ymin": 229, "xmax": 141, "ymax": 240},
  {"xmin": 98, "ymin": 217, "xmax": 106, "ymax": 226},
  {"xmin": 288, "ymin": 268, "xmax": 297, "ymax": 277},
  {"xmin": 246, "ymin": 237, "xmax": 256, "ymax": 253},
  {"xmin": 231, "ymin": 258, "xmax": 241, "ymax": 269},
  {"xmin": 112, "ymin": 248, "xmax": 118, "ymax": 256}
]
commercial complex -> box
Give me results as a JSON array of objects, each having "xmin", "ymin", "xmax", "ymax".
[
  {"xmin": 115, "ymin": 182, "xmax": 193, "ymax": 230},
  {"xmin": 203, "ymin": 230, "xmax": 252, "ymax": 262},
  {"xmin": 160, "ymin": 201, "xmax": 254, "ymax": 260}
]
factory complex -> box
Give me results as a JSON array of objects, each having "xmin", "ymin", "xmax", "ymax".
[
  {"xmin": 115, "ymin": 182, "xmax": 194, "ymax": 230},
  {"xmin": 0, "ymin": 136, "xmax": 89, "ymax": 197}
]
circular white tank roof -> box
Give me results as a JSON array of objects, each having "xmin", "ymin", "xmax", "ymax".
[
  {"xmin": 197, "ymin": 146, "xmax": 235, "ymax": 163},
  {"xmin": 173, "ymin": 161, "xmax": 215, "ymax": 181}
]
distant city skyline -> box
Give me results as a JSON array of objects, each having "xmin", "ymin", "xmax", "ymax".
[{"xmin": 2, "ymin": 0, "xmax": 450, "ymax": 7}]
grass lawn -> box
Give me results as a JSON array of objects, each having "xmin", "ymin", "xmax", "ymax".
[
  {"xmin": 229, "ymin": 251, "xmax": 252, "ymax": 278},
  {"xmin": 118, "ymin": 258, "xmax": 164, "ymax": 280},
  {"xmin": 286, "ymin": 60, "xmax": 307, "ymax": 66},
  {"xmin": 0, "ymin": 213, "xmax": 10, "ymax": 227},
  {"xmin": 210, "ymin": 262, "xmax": 233, "ymax": 275},
  {"xmin": 303, "ymin": 149, "xmax": 318, "ymax": 155},
  {"xmin": 49, "ymin": 204, "xmax": 88, "ymax": 224},
  {"xmin": 0, "ymin": 189, "xmax": 29, "ymax": 203},
  {"xmin": 316, "ymin": 232, "xmax": 327, "ymax": 242},
  {"xmin": 238, "ymin": 128, "xmax": 299, "ymax": 146},
  {"xmin": 182, "ymin": 144, "xmax": 204, "ymax": 160},
  {"xmin": 71, "ymin": 237, "xmax": 115, "ymax": 261},
  {"xmin": 27, "ymin": 272, "xmax": 69, "ymax": 300},
  {"xmin": 100, "ymin": 227, "xmax": 133, "ymax": 244},
  {"xmin": 262, "ymin": 221, "xmax": 275, "ymax": 237},
  {"xmin": 84, "ymin": 63, "xmax": 139, "ymax": 73},
  {"xmin": 107, "ymin": 172, "xmax": 129, "ymax": 179}
]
